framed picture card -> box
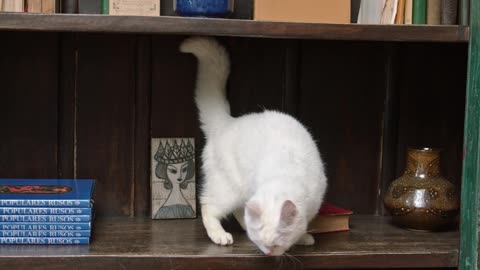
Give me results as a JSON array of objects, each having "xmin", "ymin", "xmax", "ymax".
[{"xmin": 151, "ymin": 138, "xmax": 196, "ymax": 219}]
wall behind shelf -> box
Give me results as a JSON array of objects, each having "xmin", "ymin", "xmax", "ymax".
[{"xmin": 0, "ymin": 31, "xmax": 468, "ymax": 217}]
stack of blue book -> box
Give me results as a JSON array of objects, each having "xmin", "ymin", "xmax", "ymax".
[{"xmin": 0, "ymin": 179, "xmax": 95, "ymax": 245}]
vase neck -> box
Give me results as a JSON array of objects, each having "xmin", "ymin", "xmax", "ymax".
[{"xmin": 405, "ymin": 149, "xmax": 441, "ymax": 178}]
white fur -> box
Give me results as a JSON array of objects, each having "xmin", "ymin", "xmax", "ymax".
[{"xmin": 180, "ymin": 37, "xmax": 327, "ymax": 256}]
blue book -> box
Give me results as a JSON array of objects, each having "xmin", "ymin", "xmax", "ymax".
[
  {"xmin": 0, "ymin": 215, "xmax": 91, "ymax": 223},
  {"xmin": 0, "ymin": 207, "xmax": 91, "ymax": 215},
  {"xmin": 0, "ymin": 230, "xmax": 91, "ymax": 237},
  {"xmin": 0, "ymin": 222, "xmax": 91, "ymax": 230},
  {"xmin": 0, "ymin": 179, "xmax": 95, "ymax": 208},
  {"xmin": 0, "ymin": 237, "xmax": 90, "ymax": 245}
]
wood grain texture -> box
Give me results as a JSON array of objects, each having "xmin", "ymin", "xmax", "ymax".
[
  {"xmin": 0, "ymin": 215, "xmax": 459, "ymax": 269},
  {"xmin": 298, "ymin": 41, "xmax": 387, "ymax": 214},
  {"xmin": 226, "ymin": 37, "xmax": 289, "ymax": 116},
  {"xmin": 394, "ymin": 43, "xmax": 468, "ymax": 192},
  {"xmin": 459, "ymin": 0, "xmax": 480, "ymax": 268},
  {"xmin": 150, "ymin": 36, "xmax": 201, "ymax": 215},
  {"xmin": 74, "ymin": 34, "xmax": 136, "ymax": 216},
  {"xmin": 0, "ymin": 32, "xmax": 59, "ymax": 178},
  {"xmin": 0, "ymin": 13, "xmax": 469, "ymax": 42},
  {"xmin": 58, "ymin": 33, "xmax": 77, "ymax": 179},
  {"xmin": 134, "ymin": 35, "xmax": 152, "ymax": 217}
]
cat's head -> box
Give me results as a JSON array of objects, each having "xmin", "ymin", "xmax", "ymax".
[{"xmin": 244, "ymin": 199, "xmax": 307, "ymax": 256}]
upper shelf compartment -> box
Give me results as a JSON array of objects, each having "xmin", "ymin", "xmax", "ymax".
[{"xmin": 0, "ymin": 13, "xmax": 470, "ymax": 42}]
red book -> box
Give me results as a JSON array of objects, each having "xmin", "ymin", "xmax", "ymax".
[{"xmin": 308, "ymin": 203, "xmax": 353, "ymax": 234}]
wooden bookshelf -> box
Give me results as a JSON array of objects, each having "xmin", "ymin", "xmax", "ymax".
[
  {"xmin": 0, "ymin": 215, "xmax": 458, "ymax": 269},
  {"xmin": 0, "ymin": 13, "xmax": 470, "ymax": 42}
]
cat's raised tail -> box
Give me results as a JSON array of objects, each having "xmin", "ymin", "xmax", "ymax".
[{"xmin": 180, "ymin": 37, "xmax": 232, "ymax": 137}]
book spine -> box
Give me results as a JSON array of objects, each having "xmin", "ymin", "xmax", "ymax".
[
  {"xmin": 459, "ymin": 0, "xmax": 469, "ymax": 25},
  {"xmin": 0, "ymin": 237, "xmax": 89, "ymax": 245},
  {"xmin": 395, "ymin": 0, "xmax": 406, "ymax": 24},
  {"xmin": 41, "ymin": 0, "xmax": 56, "ymax": 13},
  {"xmin": 405, "ymin": 0, "xmax": 413, "ymax": 24},
  {"xmin": 0, "ymin": 215, "xmax": 91, "ymax": 223},
  {"xmin": 62, "ymin": 0, "xmax": 77, "ymax": 13},
  {"xmin": 2, "ymin": 0, "xmax": 24, "ymax": 12},
  {"xmin": 0, "ymin": 222, "xmax": 91, "ymax": 230},
  {"xmin": 26, "ymin": 0, "xmax": 42, "ymax": 12},
  {"xmin": 426, "ymin": 0, "xmax": 441, "ymax": 24},
  {"xmin": 0, "ymin": 230, "xmax": 91, "ymax": 237},
  {"xmin": 413, "ymin": 0, "xmax": 426, "ymax": 24},
  {"xmin": 101, "ymin": 0, "xmax": 109, "ymax": 14},
  {"xmin": 0, "ymin": 199, "xmax": 91, "ymax": 208},
  {"xmin": 0, "ymin": 207, "xmax": 91, "ymax": 215},
  {"xmin": 441, "ymin": 0, "xmax": 458, "ymax": 24},
  {"xmin": 78, "ymin": 0, "xmax": 101, "ymax": 14}
]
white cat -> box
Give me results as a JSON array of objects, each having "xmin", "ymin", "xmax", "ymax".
[{"xmin": 180, "ymin": 37, "xmax": 327, "ymax": 256}]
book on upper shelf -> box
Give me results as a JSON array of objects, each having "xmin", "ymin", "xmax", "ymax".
[
  {"xmin": 357, "ymin": 0, "xmax": 385, "ymax": 24},
  {"xmin": 380, "ymin": 0, "xmax": 399, "ymax": 24},
  {"xmin": 25, "ymin": 0, "xmax": 41, "ymax": 13},
  {"xmin": 109, "ymin": 0, "xmax": 160, "ymax": 16},
  {"xmin": 42, "ymin": 0, "xmax": 60, "ymax": 14},
  {"xmin": 1, "ymin": 0, "xmax": 24, "ymax": 12},
  {"xmin": 413, "ymin": 0, "xmax": 427, "ymax": 24},
  {"xmin": 426, "ymin": 0, "xmax": 441, "ymax": 25},
  {"xmin": 79, "ymin": 0, "xmax": 101, "ymax": 14},
  {"xmin": 308, "ymin": 203, "xmax": 353, "ymax": 234},
  {"xmin": 441, "ymin": 0, "xmax": 458, "ymax": 25},
  {"xmin": 254, "ymin": 0, "xmax": 350, "ymax": 24},
  {"xmin": 0, "ymin": 179, "xmax": 95, "ymax": 208},
  {"xmin": 62, "ymin": 0, "xmax": 78, "ymax": 13}
]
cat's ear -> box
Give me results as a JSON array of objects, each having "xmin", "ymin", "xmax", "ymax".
[
  {"xmin": 246, "ymin": 200, "xmax": 262, "ymax": 220},
  {"xmin": 280, "ymin": 200, "xmax": 298, "ymax": 226}
]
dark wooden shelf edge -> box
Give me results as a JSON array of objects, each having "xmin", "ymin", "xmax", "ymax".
[
  {"xmin": 0, "ymin": 253, "xmax": 459, "ymax": 269},
  {"xmin": 0, "ymin": 215, "xmax": 459, "ymax": 269},
  {"xmin": 0, "ymin": 13, "xmax": 470, "ymax": 42}
]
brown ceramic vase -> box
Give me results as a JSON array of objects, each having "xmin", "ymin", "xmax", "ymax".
[{"xmin": 384, "ymin": 148, "xmax": 460, "ymax": 231}]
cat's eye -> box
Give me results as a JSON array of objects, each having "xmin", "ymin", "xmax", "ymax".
[
  {"xmin": 169, "ymin": 169, "xmax": 177, "ymax": 174},
  {"xmin": 182, "ymin": 168, "xmax": 188, "ymax": 173}
]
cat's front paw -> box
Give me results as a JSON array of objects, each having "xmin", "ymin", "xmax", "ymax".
[
  {"xmin": 296, "ymin": 233, "xmax": 315, "ymax": 246},
  {"xmin": 208, "ymin": 230, "xmax": 234, "ymax": 245}
]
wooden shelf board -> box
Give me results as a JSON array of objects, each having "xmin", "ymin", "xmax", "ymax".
[
  {"xmin": 0, "ymin": 13, "xmax": 470, "ymax": 42},
  {"xmin": 0, "ymin": 215, "xmax": 458, "ymax": 269}
]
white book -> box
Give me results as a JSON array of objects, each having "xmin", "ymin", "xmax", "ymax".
[
  {"xmin": 357, "ymin": 0, "xmax": 386, "ymax": 24},
  {"xmin": 381, "ymin": 0, "xmax": 399, "ymax": 24},
  {"xmin": 110, "ymin": 0, "xmax": 160, "ymax": 16}
]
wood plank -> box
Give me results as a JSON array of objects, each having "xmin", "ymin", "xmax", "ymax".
[
  {"xmin": 134, "ymin": 35, "xmax": 152, "ymax": 217},
  {"xmin": 298, "ymin": 41, "xmax": 386, "ymax": 214},
  {"xmin": 0, "ymin": 32, "xmax": 58, "ymax": 178},
  {"xmin": 394, "ymin": 43, "xmax": 468, "ymax": 192},
  {"xmin": 459, "ymin": 0, "xmax": 480, "ymax": 269},
  {"xmin": 226, "ymin": 37, "xmax": 289, "ymax": 116},
  {"xmin": 150, "ymin": 36, "xmax": 200, "ymax": 216},
  {"xmin": 0, "ymin": 215, "xmax": 459, "ymax": 269},
  {"xmin": 58, "ymin": 33, "xmax": 77, "ymax": 179},
  {"xmin": 74, "ymin": 34, "xmax": 136, "ymax": 217},
  {"xmin": 0, "ymin": 13, "xmax": 470, "ymax": 42}
]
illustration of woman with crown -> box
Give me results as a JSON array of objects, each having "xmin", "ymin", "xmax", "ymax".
[{"xmin": 152, "ymin": 138, "xmax": 196, "ymax": 219}]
